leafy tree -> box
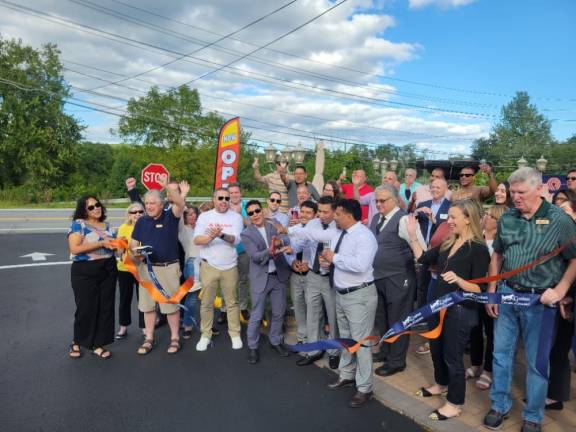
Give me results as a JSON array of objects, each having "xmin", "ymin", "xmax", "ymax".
[
  {"xmin": 472, "ymin": 91, "xmax": 554, "ymax": 173},
  {"xmin": 0, "ymin": 37, "xmax": 83, "ymax": 191}
]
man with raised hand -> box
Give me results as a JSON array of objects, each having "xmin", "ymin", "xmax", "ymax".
[
  {"xmin": 194, "ymin": 188, "xmax": 244, "ymax": 352},
  {"xmin": 241, "ymin": 200, "xmax": 292, "ymax": 364},
  {"xmin": 451, "ymin": 163, "xmax": 497, "ymax": 203},
  {"xmin": 130, "ymin": 179, "xmax": 188, "ymax": 356}
]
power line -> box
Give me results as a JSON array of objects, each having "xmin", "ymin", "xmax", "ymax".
[{"xmin": 109, "ymin": 0, "xmax": 575, "ymax": 103}]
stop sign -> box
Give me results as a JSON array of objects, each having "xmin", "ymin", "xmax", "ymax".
[{"xmin": 141, "ymin": 163, "xmax": 170, "ymax": 191}]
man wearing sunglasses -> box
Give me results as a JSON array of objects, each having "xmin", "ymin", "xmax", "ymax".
[
  {"xmin": 265, "ymin": 191, "xmax": 290, "ymax": 228},
  {"xmin": 452, "ymin": 164, "xmax": 497, "ymax": 203},
  {"xmin": 241, "ymin": 200, "xmax": 292, "ymax": 364},
  {"xmin": 566, "ymin": 169, "xmax": 576, "ymax": 192},
  {"xmin": 194, "ymin": 188, "xmax": 244, "ymax": 352}
]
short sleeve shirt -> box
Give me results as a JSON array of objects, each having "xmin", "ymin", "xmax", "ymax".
[
  {"xmin": 132, "ymin": 210, "xmax": 180, "ymax": 263},
  {"xmin": 68, "ymin": 220, "xmax": 116, "ymax": 262},
  {"xmin": 493, "ymin": 199, "xmax": 576, "ymax": 290}
]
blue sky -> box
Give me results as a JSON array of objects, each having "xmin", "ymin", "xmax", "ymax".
[{"xmin": 1, "ymin": 0, "xmax": 574, "ymax": 157}]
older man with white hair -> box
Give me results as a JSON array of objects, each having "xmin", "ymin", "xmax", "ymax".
[
  {"xmin": 131, "ymin": 180, "xmax": 188, "ymax": 355},
  {"xmin": 483, "ymin": 168, "xmax": 576, "ymax": 432},
  {"xmin": 399, "ymin": 168, "xmax": 421, "ymax": 208}
]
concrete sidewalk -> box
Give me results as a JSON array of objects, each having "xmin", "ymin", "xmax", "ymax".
[{"xmin": 321, "ymin": 337, "xmax": 576, "ymax": 431}]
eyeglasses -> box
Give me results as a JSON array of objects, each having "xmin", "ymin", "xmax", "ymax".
[
  {"xmin": 269, "ymin": 198, "xmax": 281, "ymax": 204},
  {"xmin": 86, "ymin": 203, "xmax": 102, "ymax": 211},
  {"xmin": 247, "ymin": 208, "xmax": 262, "ymax": 216},
  {"xmin": 129, "ymin": 210, "xmax": 144, "ymax": 214},
  {"xmin": 217, "ymin": 196, "xmax": 231, "ymax": 201},
  {"xmin": 460, "ymin": 173, "xmax": 474, "ymax": 178},
  {"xmin": 566, "ymin": 176, "xmax": 576, "ymax": 181},
  {"xmin": 375, "ymin": 198, "xmax": 392, "ymax": 204}
]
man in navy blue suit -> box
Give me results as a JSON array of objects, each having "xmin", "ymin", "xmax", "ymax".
[{"xmin": 415, "ymin": 178, "xmax": 451, "ymax": 244}]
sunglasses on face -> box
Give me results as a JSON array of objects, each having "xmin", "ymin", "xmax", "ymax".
[
  {"xmin": 129, "ymin": 210, "xmax": 144, "ymax": 214},
  {"xmin": 87, "ymin": 202, "xmax": 102, "ymax": 211},
  {"xmin": 566, "ymin": 176, "xmax": 576, "ymax": 181},
  {"xmin": 217, "ymin": 196, "xmax": 230, "ymax": 201},
  {"xmin": 460, "ymin": 173, "xmax": 474, "ymax": 178},
  {"xmin": 269, "ymin": 198, "xmax": 281, "ymax": 204},
  {"xmin": 247, "ymin": 208, "xmax": 262, "ymax": 216}
]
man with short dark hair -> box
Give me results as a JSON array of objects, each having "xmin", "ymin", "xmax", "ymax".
[
  {"xmin": 265, "ymin": 191, "xmax": 289, "ymax": 227},
  {"xmin": 282, "ymin": 165, "xmax": 320, "ymax": 208},
  {"xmin": 241, "ymin": 200, "xmax": 292, "ymax": 364},
  {"xmin": 194, "ymin": 188, "xmax": 244, "ymax": 352},
  {"xmin": 451, "ymin": 163, "xmax": 497, "ymax": 203},
  {"xmin": 322, "ymin": 199, "xmax": 378, "ymax": 408}
]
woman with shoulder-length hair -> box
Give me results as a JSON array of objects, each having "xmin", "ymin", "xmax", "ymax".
[
  {"xmin": 322, "ymin": 180, "xmax": 342, "ymax": 201},
  {"xmin": 67, "ymin": 195, "xmax": 120, "ymax": 359},
  {"xmin": 115, "ymin": 202, "xmax": 145, "ymax": 340},
  {"xmin": 406, "ymin": 199, "xmax": 491, "ymax": 420}
]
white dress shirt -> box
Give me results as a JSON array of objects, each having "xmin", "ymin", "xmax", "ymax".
[
  {"xmin": 257, "ymin": 226, "xmax": 276, "ymax": 273},
  {"xmin": 194, "ymin": 209, "xmax": 243, "ymax": 270},
  {"xmin": 331, "ymin": 222, "xmax": 378, "ymax": 289},
  {"xmin": 374, "ymin": 206, "xmax": 427, "ymax": 250}
]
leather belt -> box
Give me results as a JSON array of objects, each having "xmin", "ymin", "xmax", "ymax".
[
  {"xmin": 310, "ymin": 269, "xmax": 329, "ymax": 277},
  {"xmin": 336, "ymin": 281, "xmax": 374, "ymax": 295},
  {"xmin": 268, "ymin": 271, "xmax": 278, "ymax": 276},
  {"xmin": 151, "ymin": 259, "xmax": 179, "ymax": 267},
  {"xmin": 504, "ymin": 282, "xmax": 546, "ymax": 294}
]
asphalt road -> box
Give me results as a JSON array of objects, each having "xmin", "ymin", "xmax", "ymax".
[{"xmin": 0, "ymin": 233, "xmax": 423, "ymax": 432}]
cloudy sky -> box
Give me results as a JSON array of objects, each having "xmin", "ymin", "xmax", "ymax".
[{"xmin": 1, "ymin": 0, "xmax": 574, "ymax": 158}]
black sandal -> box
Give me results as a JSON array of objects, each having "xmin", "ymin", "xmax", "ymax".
[
  {"xmin": 416, "ymin": 387, "xmax": 448, "ymax": 397},
  {"xmin": 92, "ymin": 347, "xmax": 112, "ymax": 360},
  {"xmin": 429, "ymin": 409, "xmax": 460, "ymax": 421},
  {"xmin": 69, "ymin": 343, "xmax": 83, "ymax": 359},
  {"xmin": 137, "ymin": 339, "xmax": 154, "ymax": 355},
  {"xmin": 167, "ymin": 338, "xmax": 181, "ymax": 354}
]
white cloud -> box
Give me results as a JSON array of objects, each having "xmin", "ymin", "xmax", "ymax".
[{"xmin": 408, "ymin": 0, "xmax": 476, "ymax": 9}]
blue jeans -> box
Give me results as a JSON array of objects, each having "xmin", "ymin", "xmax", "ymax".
[
  {"xmin": 182, "ymin": 258, "xmax": 200, "ymax": 328},
  {"xmin": 490, "ymin": 284, "xmax": 551, "ymax": 423}
]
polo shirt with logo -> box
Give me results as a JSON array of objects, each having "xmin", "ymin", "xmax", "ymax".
[
  {"xmin": 493, "ymin": 199, "xmax": 576, "ymax": 290},
  {"xmin": 132, "ymin": 210, "xmax": 180, "ymax": 263}
]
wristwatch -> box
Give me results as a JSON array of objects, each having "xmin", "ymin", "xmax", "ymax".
[{"xmin": 219, "ymin": 233, "xmax": 225, "ymax": 239}]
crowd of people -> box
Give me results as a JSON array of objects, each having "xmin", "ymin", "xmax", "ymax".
[{"xmin": 66, "ymin": 162, "xmax": 576, "ymax": 432}]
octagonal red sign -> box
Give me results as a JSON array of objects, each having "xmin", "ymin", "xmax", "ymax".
[{"xmin": 141, "ymin": 163, "xmax": 170, "ymax": 191}]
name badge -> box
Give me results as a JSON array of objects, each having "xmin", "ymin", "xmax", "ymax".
[
  {"xmin": 535, "ymin": 219, "xmax": 549, "ymax": 225},
  {"xmin": 439, "ymin": 214, "xmax": 448, "ymax": 220},
  {"xmin": 155, "ymin": 224, "xmax": 163, "ymax": 228}
]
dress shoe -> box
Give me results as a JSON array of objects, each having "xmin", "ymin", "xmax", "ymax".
[
  {"xmin": 545, "ymin": 401, "xmax": 563, "ymax": 411},
  {"xmin": 247, "ymin": 349, "xmax": 259, "ymax": 365},
  {"xmin": 296, "ymin": 352, "xmax": 323, "ymax": 366},
  {"xmin": 216, "ymin": 312, "xmax": 227, "ymax": 325},
  {"xmin": 326, "ymin": 377, "xmax": 355, "ymax": 390},
  {"xmin": 375, "ymin": 364, "xmax": 406, "ymax": 377},
  {"xmin": 270, "ymin": 343, "xmax": 290, "ymax": 357},
  {"xmin": 240, "ymin": 309, "xmax": 251, "ymax": 322},
  {"xmin": 349, "ymin": 390, "xmax": 373, "ymax": 408},
  {"xmin": 328, "ymin": 355, "xmax": 340, "ymax": 370}
]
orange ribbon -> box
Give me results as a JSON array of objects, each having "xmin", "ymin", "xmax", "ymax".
[{"xmin": 110, "ymin": 238, "xmax": 193, "ymax": 305}]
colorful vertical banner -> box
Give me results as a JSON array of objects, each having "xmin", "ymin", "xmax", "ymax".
[{"xmin": 214, "ymin": 117, "xmax": 241, "ymax": 189}]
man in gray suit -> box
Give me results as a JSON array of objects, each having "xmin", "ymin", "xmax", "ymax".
[{"xmin": 241, "ymin": 199, "xmax": 292, "ymax": 364}]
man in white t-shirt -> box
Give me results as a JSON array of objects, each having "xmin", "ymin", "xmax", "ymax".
[{"xmin": 194, "ymin": 188, "xmax": 244, "ymax": 351}]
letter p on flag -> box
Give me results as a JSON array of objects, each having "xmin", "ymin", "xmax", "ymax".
[{"xmin": 214, "ymin": 117, "xmax": 240, "ymax": 189}]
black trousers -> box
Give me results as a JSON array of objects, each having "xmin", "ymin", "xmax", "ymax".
[
  {"xmin": 375, "ymin": 273, "xmax": 416, "ymax": 368},
  {"xmin": 430, "ymin": 303, "xmax": 478, "ymax": 405},
  {"xmin": 469, "ymin": 306, "xmax": 494, "ymax": 372},
  {"xmin": 117, "ymin": 271, "xmax": 144, "ymax": 328},
  {"xmin": 71, "ymin": 257, "xmax": 117, "ymax": 349},
  {"xmin": 548, "ymin": 315, "xmax": 574, "ymax": 401}
]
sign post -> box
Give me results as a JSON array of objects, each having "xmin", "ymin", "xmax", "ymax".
[{"xmin": 141, "ymin": 163, "xmax": 170, "ymax": 191}]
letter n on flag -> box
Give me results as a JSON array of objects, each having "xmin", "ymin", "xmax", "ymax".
[{"xmin": 214, "ymin": 117, "xmax": 241, "ymax": 189}]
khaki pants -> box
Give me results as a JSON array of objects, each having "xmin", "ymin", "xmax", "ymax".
[
  {"xmin": 138, "ymin": 262, "xmax": 181, "ymax": 315},
  {"xmin": 199, "ymin": 261, "xmax": 240, "ymax": 338}
]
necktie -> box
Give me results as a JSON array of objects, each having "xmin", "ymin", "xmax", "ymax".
[
  {"xmin": 375, "ymin": 215, "xmax": 386, "ymax": 233},
  {"xmin": 405, "ymin": 188, "xmax": 411, "ymax": 201},
  {"xmin": 312, "ymin": 223, "xmax": 329, "ymax": 273},
  {"xmin": 329, "ymin": 230, "xmax": 347, "ymax": 288}
]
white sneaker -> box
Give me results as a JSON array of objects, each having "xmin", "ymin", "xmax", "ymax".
[
  {"xmin": 231, "ymin": 336, "xmax": 243, "ymax": 350},
  {"xmin": 196, "ymin": 337, "xmax": 211, "ymax": 352}
]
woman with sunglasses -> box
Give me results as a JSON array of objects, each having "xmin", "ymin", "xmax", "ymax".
[
  {"xmin": 466, "ymin": 204, "xmax": 508, "ymax": 391},
  {"xmin": 406, "ymin": 199, "xmax": 490, "ymax": 420},
  {"xmin": 115, "ymin": 203, "xmax": 145, "ymax": 340},
  {"xmin": 179, "ymin": 206, "xmax": 201, "ymax": 339},
  {"xmin": 68, "ymin": 195, "xmax": 120, "ymax": 359}
]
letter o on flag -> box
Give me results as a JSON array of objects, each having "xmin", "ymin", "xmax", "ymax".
[{"xmin": 221, "ymin": 149, "xmax": 237, "ymax": 164}]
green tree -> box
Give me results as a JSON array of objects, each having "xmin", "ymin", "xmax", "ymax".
[
  {"xmin": 0, "ymin": 37, "xmax": 83, "ymax": 191},
  {"xmin": 471, "ymin": 91, "xmax": 554, "ymax": 174}
]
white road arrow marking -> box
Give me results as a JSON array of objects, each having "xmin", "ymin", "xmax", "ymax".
[{"xmin": 19, "ymin": 252, "xmax": 55, "ymax": 262}]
